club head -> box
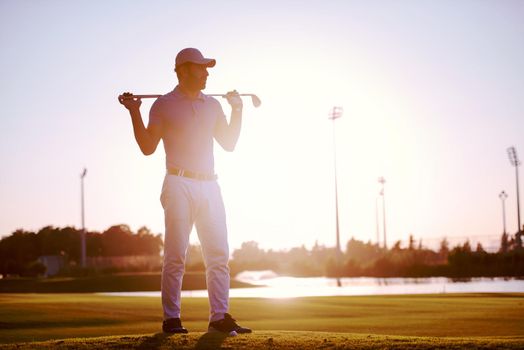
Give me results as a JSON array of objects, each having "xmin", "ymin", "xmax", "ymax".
[{"xmin": 250, "ymin": 95, "xmax": 261, "ymax": 108}]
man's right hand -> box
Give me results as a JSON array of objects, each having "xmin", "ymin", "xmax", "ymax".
[{"xmin": 118, "ymin": 92, "xmax": 142, "ymax": 111}]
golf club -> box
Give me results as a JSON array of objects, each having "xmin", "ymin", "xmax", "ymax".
[{"xmin": 119, "ymin": 92, "xmax": 261, "ymax": 108}]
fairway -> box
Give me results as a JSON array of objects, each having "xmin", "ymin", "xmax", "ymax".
[{"xmin": 1, "ymin": 293, "xmax": 523, "ymax": 348}]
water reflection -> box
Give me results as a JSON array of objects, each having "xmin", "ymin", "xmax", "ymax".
[{"xmin": 100, "ymin": 271, "xmax": 524, "ymax": 299}]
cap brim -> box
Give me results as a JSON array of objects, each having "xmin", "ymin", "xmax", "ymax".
[
  {"xmin": 182, "ymin": 58, "xmax": 215, "ymax": 67},
  {"xmin": 199, "ymin": 58, "xmax": 216, "ymax": 67}
]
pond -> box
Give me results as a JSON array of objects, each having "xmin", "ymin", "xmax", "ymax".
[{"xmin": 101, "ymin": 271, "xmax": 524, "ymax": 298}]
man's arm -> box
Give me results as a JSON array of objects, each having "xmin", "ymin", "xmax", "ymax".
[
  {"xmin": 214, "ymin": 91, "xmax": 243, "ymax": 152},
  {"xmin": 119, "ymin": 94, "xmax": 162, "ymax": 155}
]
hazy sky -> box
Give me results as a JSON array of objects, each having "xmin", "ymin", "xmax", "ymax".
[{"xmin": 1, "ymin": 0, "xmax": 523, "ymax": 252}]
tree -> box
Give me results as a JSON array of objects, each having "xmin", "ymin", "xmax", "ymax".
[
  {"xmin": 136, "ymin": 226, "xmax": 163, "ymax": 255},
  {"xmin": 391, "ymin": 240, "xmax": 402, "ymax": 251},
  {"xmin": 345, "ymin": 237, "xmax": 382, "ymax": 263},
  {"xmin": 515, "ymin": 230, "xmax": 523, "ymax": 250},
  {"xmin": 0, "ymin": 229, "xmax": 39, "ymax": 275},
  {"xmin": 439, "ymin": 238, "xmax": 449, "ymax": 256},
  {"xmin": 35, "ymin": 226, "xmax": 80, "ymax": 262},
  {"xmin": 408, "ymin": 234, "xmax": 415, "ymax": 250},
  {"xmin": 101, "ymin": 224, "xmax": 134, "ymax": 256},
  {"xmin": 232, "ymin": 241, "xmax": 265, "ymax": 263},
  {"xmin": 475, "ymin": 242, "xmax": 485, "ymax": 254}
]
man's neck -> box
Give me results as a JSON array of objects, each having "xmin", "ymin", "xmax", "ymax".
[{"xmin": 178, "ymin": 83, "xmax": 201, "ymax": 99}]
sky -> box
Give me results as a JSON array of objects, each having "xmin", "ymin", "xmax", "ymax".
[{"xmin": 1, "ymin": 0, "xmax": 523, "ymax": 252}]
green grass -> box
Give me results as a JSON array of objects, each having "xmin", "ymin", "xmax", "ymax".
[
  {"xmin": 1, "ymin": 293, "xmax": 523, "ymax": 349},
  {"xmin": 1, "ymin": 332, "xmax": 523, "ymax": 349}
]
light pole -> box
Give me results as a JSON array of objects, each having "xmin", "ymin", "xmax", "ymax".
[
  {"xmin": 507, "ymin": 146, "xmax": 522, "ymax": 245},
  {"xmin": 80, "ymin": 168, "xmax": 87, "ymax": 267},
  {"xmin": 378, "ymin": 176, "xmax": 387, "ymax": 249},
  {"xmin": 375, "ymin": 196, "xmax": 380, "ymax": 246},
  {"xmin": 329, "ymin": 106, "xmax": 343, "ymax": 286},
  {"xmin": 499, "ymin": 191, "xmax": 508, "ymax": 235}
]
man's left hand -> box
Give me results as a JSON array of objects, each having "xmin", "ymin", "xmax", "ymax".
[{"xmin": 225, "ymin": 90, "xmax": 243, "ymax": 112}]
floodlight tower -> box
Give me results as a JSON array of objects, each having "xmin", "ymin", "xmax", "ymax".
[
  {"xmin": 378, "ymin": 176, "xmax": 387, "ymax": 249},
  {"xmin": 375, "ymin": 196, "xmax": 380, "ymax": 246},
  {"xmin": 507, "ymin": 147, "xmax": 522, "ymax": 239},
  {"xmin": 329, "ymin": 106, "xmax": 343, "ymax": 286},
  {"xmin": 80, "ymin": 168, "xmax": 87, "ymax": 267},
  {"xmin": 499, "ymin": 191, "xmax": 508, "ymax": 235}
]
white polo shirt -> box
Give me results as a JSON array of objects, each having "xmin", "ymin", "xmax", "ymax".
[{"xmin": 148, "ymin": 86, "xmax": 227, "ymax": 174}]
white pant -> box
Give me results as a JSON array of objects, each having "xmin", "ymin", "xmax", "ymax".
[{"xmin": 160, "ymin": 174, "xmax": 229, "ymax": 322}]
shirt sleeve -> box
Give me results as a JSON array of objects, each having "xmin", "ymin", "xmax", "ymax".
[
  {"xmin": 148, "ymin": 98, "xmax": 163, "ymax": 127},
  {"xmin": 214, "ymin": 99, "xmax": 228, "ymax": 133},
  {"xmin": 217, "ymin": 98, "xmax": 227, "ymax": 123}
]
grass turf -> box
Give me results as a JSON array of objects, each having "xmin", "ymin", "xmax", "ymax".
[
  {"xmin": 0, "ymin": 293, "xmax": 523, "ymax": 348},
  {"xmin": 0, "ymin": 332, "xmax": 523, "ymax": 349}
]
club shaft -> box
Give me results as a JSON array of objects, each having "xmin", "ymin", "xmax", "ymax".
[
  {"xmin": 125, "ymin": 93, "xmax": 256, "ymax": 99},
  {"xmin": 126, "ymin": 94, "xmax": 161, "ymax": 98},
  {"xmin": 208, "ymin": 94, "xmax": 257, "ymax": 97},
  {"xmin": 119, "ymin": 92, "xmax": 261, "ymax": 108}
]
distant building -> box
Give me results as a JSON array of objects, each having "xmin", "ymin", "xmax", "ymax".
[{"xmin": 38, "ymin": 255, "xmax": 66, "ymax": 277}]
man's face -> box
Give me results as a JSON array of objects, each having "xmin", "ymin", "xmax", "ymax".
[{"xmin": 182, "ymin": 63, "xmax": 209, "ymax": 91}]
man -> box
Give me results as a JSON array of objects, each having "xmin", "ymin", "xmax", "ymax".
[{"xmin": 119, "ymin": 48, "xmax": 251, "ymax": 336}]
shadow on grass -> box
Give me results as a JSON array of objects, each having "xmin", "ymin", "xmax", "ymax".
[
  {"xmin": 195, "ymin": 332, "xmax": 228, "ymax": 350},
  {"xmin": 136, "ymin": 332, "xmax": 175, "ymax": 350}
]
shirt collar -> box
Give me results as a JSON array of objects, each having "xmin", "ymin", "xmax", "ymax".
[{"xmin": 173, "ymin": 85, "xmax": 205, "ymax": 101}]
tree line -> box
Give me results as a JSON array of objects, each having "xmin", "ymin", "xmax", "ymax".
[
  {"xmin": 230, "ymin": 233, "xmax": 523, "ymax": 278},
  {"xmin": 0, "ymin": 225, "xmax": 162, "ymax": 277},
  {"xmin": 0, "ymin": 224, "xmax": 522, "ymax": 278}
]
